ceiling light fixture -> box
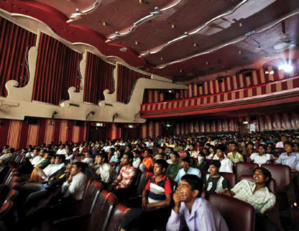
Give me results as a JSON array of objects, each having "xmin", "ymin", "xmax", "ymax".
[{"xmin": 278, "ymin": 64, "xmax": 293, "ymax": 73}]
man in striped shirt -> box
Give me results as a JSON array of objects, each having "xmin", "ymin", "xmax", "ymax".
[
  {"xmin": 120, "ymin": 159, "xmax": 172, "ymax": 231},
  {"xmin": 110, "ymin": 152, "xmax": 136, "ymax": 195}
]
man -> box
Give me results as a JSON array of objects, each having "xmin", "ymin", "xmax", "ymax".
[
  {"xmin": 219, "ymin": 167, "xmax": 277, "ymax": 231},
  {"xmin": 132, "ymin": 150, "xmax": 141, "ymax": 169},
  {"xmin": 120, "ymin": 159, "xmax": 172, "ymax": 231},
  {"xmin": 165, "ymin": 152, "xmax": 181, "ymax": 181},
  {"xmin": 214, "ymin": 148, "xmax": 233, "ymax": 173},
  {"xmin": 56, "ymin": 144, "xmax": 67, "ymax": 156},
  {"xmin": 174, "ymin": 157, "xmax": 201, "ymax": 184},
  {"xmin": 110, "ymin": 152, "xmax": 136, "ymax": 200},
  {"xmin": 276, "ymin": 142, "xmax": 299, "ymax": 172},
  {"xmin": 275, "ymin": 135, "xmax": 287, "ymax": 149},
  {"xmin": 204, "ymin": 160, "xmax": 229, "ymax": 198},
  {"xmin": 166, "ymin": 175, "xmax": 229, "ymax": 231},
  {"xmin": 82, "ymin": 151, "xmax": 94, "ymax": 166},
  {"xmin": 61, "ymin": 162, "xmax": 88, "ymax": 200},
  {"xmin": 31, "ymin": 149, "xmax": 43, "ymax": 167},
  {"xmin": 250, "ymin": 144, "xmax": 274, "ymax": 166},
  {"xmin": 95, "ymin": 152, "xmax": 116, "ymax": 185},
  {"xmin": 0, "ymin": 148, "xmax": 14, "ymax": 164},
  {"xmin": 139, "ymin": 149, "xmax": 154, "ymax": 172},
  {"xmin": 227, "ymin": 142, "xmax": 244, "ymax": 165}
]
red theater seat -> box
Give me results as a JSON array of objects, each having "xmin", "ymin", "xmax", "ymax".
[
  {"xmin": 261, "ymin": 164, "xmax": 291, "ymax": 193},
  {"xmin": 221, "ymin": 172, "xmax": 237, "ymax": 188},
  {"xmin": 209, "ymin": 193, "xmax": 255, "ymax": 231},
  {"xmin": 106, "ymin": 204, "xmax": 130, "ymax": 231},
  {"xmin": 236, "ymin": 162, "xmax": 258, "ymax": 181}
]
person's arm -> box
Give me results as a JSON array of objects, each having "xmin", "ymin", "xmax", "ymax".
[
  {"xmin": 166, "ymin": 191, "xmax": 186, "ymax": 231},
  {"xmin": 111, "ymin": 169, "xmax": 122, "ymax": 187},
  {"xmin": 174, "ymin": 170, "xmax": 180, "ymax": 183},
  {"xmin": 260, "ymin": 195, "xmax": 276, "ymax": 214}
]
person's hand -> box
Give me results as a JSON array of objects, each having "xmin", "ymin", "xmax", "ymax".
[
  {"xmin": 142, "ymin": 197, "xmax": 148, "ymax": 208},
  {"xmin": 218, "ymin": 188, "xmax": 231, "ymax": 196},
  {"xmin": 173, "ymin": 189, "xmax": 186, "ymax": 213},
  {"xmin": 67, "ymin": 175, "xmax": 72, "ymax": 183}
]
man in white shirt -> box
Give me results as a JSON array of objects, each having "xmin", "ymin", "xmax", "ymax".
[
  {"xmin": 61, "ymin": 162, "xmax": 88, "ymax": 200},
  {"xmin": 174, "ymin": 158, "xmax": 201, "ymax": 184},
  {"xmin": 56, "ymin": 145, "xmax": 67, "ymax": 155},
  {"xmin": 82, "ymin": 151, "xmax": 94, "ymax": 166},
  {"xmin": 31, "ymin": 149, "xmax": 43, "ymax": 167},
  {"xmin": 95, "ymin": 152, "xmax": 116, "ymax": 184},
  {"xmin": 214, "ymin": 148, "xmax": 233, "ymax": 173},
  {"xmin": 250, "ymin": 144, "xmax": 274, "ymax": 166}
]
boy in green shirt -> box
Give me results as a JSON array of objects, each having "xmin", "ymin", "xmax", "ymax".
[{"xmin": 166, "ymin": 152, "xmax": 181, "ymax": 181}]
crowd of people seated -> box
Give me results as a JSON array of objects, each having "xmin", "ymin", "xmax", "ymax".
[{"xmin": 0, "ymin": 130, "xmax": 298, "ymax": 231}]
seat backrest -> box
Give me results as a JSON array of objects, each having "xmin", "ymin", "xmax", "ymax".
[
  {"xmin": 209, "ymin": 194, "xmax": 255, "ymax": 231},
  {"xmin": 261, "ymin": 164, "xmax": 291, "ymax": 193},
  {"xmin": 0, "ymin": 200, "xmax": 13, "ymax": 220},
  {"xmin": 5, "ymin": 189, "xmax": 19, "ymax": 202},
  {"xmin": 236, "ymin": 163, "xmax": 258, "ymax": 181},
  {"xmin": 136, "ymin": 173, "xmax": 151, "ymax": 196},
  {"xmin": 81, "ymin": 180, "xmax": 103, "ymax": 214},
  {"xmin": 88, "ymin": 190, "xmax": 118, "ymax": 231},
  {"xmin": 106, "ymin": 204, "xmax": 130, "ymax": 231},
  {"xmin": 239, "ymin": 175, "xmax": 276, "ymax": 194},
  {"xmin": 221, "ymin": 173, "xmax": 236, "ymax": 188}
]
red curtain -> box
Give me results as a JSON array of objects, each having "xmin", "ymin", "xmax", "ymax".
[
  {"xmin": 84, "ymin": 52, "xmax": 115, "ymax": 104},
  {"xmin": 32, "ymin": 33, "xmax": 81, "ymax": 105},
  {"xmin": 117, "ymin": 65, "xmax": 149, "ymax": 103},
  {"xmin": 0, "ymin": 17, "xmax": 36, "ymax": 96}
]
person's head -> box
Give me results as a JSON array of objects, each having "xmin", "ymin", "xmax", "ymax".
[
  {"xmin": 253, "ymin": 167, "xmax": 272, "ymax": 185},
  {"xmin": 43, "ymin": 151, "xmax": 50, "ymax": 159},
  {"xmin": 96, "ymin": 152, "xmax": 108, "ymax": 165},
  {"xmin": 246, "ymin": 142, "xmax": 254, "ymax": 150},
  {"xmin": 50, "ymin": 156, "xmax": 55, "ymax": 164},
  {"xmin": 209, "ymin": 160, "xmax": 221, "ymax": 176},
  {"xmin": 230, "ymin": 142, "xmax": 237, "ymax": 152},
  {"xmin": 182, "ymin": 151, "xmax": 190, "ymax": 159},
  {"xmin": 70, "ymin": 162, "xmax": 86, "ymax": 176},
  {"xmin": 178, "ymin": 175, "xmax": 203, "ymax": 201},
  {"xmin": 133, "ymin": 150, "xmax": 140, "ymax": 158},
  {"xmin": 171, "ymin": 152, "xmax": 180, "ymax": 164},
  {"xmin": 33, "ymin": 148, "xmax": 40, "ymax": 156},
  {"xmin": 284, "ymin": 142, "xmax": 294, "ymax": 154},
  {"xmin": 182, "ymin": 157, "xmax": 191, "ymax": 172},
  {"xmin": 158, "ymin": 147, "xmax": 165, "ymax": 154},
  {"xmin": 108, "ymin": 148, "xmax": 115, "ymax": 155},
  {"xmin": 144, "ymin": 149, "xmax": 152, "ymax": 158},
  {"xmin": 122, "ymin": 152, "xmax": 133, "ymax": 165},
  {"xmin": 258, "ymin": 144, "xmax": 266, "ymax": 155},
  {"xmin": 294, "ymin": 143, "xmax": 299, "ymax": 152},
  {"xmin": 155, "ymin": 153, "xmax": 165, "ymax": 160},
  {"xmin": 216, "ymin": 147, "xmax": 225, "ymax": 158},
  {"xmin": 125, "ymin": 146, "xmax": 131, "ymax": 153},
  {"xmin": 84, "ymin": 151, "xmax": 92, "ymax": 158},
  {"xmin": 154, "ymin": 159, "xmax": 168, "ymax": 176},
  {"xmin": 54, "ymin": 155, "xmax": 65, "ymax": 164},
  {"xmin": 281, "ymin": 135, "xmax": 287, "ymax": 143}
]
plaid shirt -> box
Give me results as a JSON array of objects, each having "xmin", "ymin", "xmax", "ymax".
[
  {"xmin": 231, "ymin": 179, "xmax": 276, "ymax": 214},
  {"xmin": 114, "ymin": 166, "xmax": 136, "ymax": 189}
]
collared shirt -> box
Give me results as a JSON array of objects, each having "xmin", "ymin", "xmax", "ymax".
[
  {"xmin": 250, "ymin": 153, "xmax": 274, "ymax": 166},
  {"xmin": 114, "ymin": 166, "xmax": 136, "ymax": 189},
  {"xmin": 166, "ymin": 198, "xmax": 229, "ymax": 231},
  {"xmin": 166, "ymin": 163, "xmax": 181, "ymax": 181},
  {"xmin": 174, "ymin": 167, "xmax": 201, "ymax": 184},
  {"xmin": 43, "ymin": 163, "xmax": 65, "ymax": 178},
  {"xmin": 56, "ymin": 149, "xmax": 67, "ymax": 155},
  {"xmin": 82, "ymin": 157, "xmax": 94, "ymax": 166},
  {"xmin": 231, "ymin": 179, "xmax": 276, "ymax": 214},
  {"xmin": 96, "ymin": 163, "xmax": 116, "ymax": 183},
  {"xmin": 276, "ymin": 152, "xmax": 299, "ymax": 170},
  {"xmin": 227, "ymin": 152, "xmax": 244, "ymax": 164},
  {"xmin": 61, "ymin": 172, "xmax": 87, "ymax": 200}
]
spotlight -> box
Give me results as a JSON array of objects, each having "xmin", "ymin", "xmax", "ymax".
[{"xmin": 278, "ymin": 64, "xmax": 293, "ymax": 73}]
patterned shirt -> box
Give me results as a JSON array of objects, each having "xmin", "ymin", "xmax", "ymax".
[
  {"xmin": 231, "ymin": 179, "xmax": 276, "ymax": 214},
  {"xmin": 114, "ymin": 166, "xmax": 136, "ymax": 189},
  {"xmin": 165, "ymin": 163, "xmax": 181, "ymax": 181},
  {"xmin": 276, "ymin": 152, "xmax": 299, "ymax": 170}
]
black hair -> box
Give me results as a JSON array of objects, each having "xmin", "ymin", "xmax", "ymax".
[
  {"xmin": 284, "ymin": 142, "xmax": 294, "ymax": 148},
  {"xmin": 181, "ymin": 174, "xmax": 203, "ymax": 197},
  {"xmin": 258, "ymin": 144, "xmax": 266, "ymax": 150},
  {"xmin": 181, "ymin": 157, "xmax": 191, "ymax": 164},
  {"xmin": 123, "ymin": 152, "xmax": 133, "ymax": 161},
  {"xmin": 172, "ymin": 152, "xmax": 180, "ymax": 158},
  {"xmin": 98, "ymin": 152, "xmax": 108, "ymax": 162},
  {"xmin": 145, "ymin": 149, "xmax": 153, "ymax": 155},
  {"xmin": 155, "ymin": 159, "xmax": 168, "ymax": 170},
  {"xmin": 73, "ymin": 162, "xmax": 86, "ymax": 172},
  {"xmin": 253, "ymin": 167, "xmax": 272, "ymax": 184},
  {"xmin": 133, "ymin": 150, "xmax": 140, "ymax": 155},
  {"xmin": 247, "ymin": 142, "xmax": 254, "ymax": 147},
  {"xmin": 209, "ymin": 160, "xmax": 221, "ymax": 169},
  {"xmin": 55, "ymin": 155, "xmax": 65, "ymax": 162}
]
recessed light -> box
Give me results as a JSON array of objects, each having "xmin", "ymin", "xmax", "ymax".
[
  {"xmin": 171, "ymin": 24, "xmax": 175, "ymax": 29},
  {"xmin": 120, "ymin": 47, "xmax": 127, "ymax": 52}
]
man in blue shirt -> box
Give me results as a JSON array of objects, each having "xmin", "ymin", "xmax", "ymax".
[
  {"xmin": 276, "ymin": 142, "xmax": 299, "ymax": 172},
  {"xmin": 167, "ymin": 174, "xmax": 228, "ymax": 231},
  {"xmin": 174, "ymin": 157, "xmax": 201, "ymax": 184}
]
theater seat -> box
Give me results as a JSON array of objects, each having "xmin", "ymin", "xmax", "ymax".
[
  {"xmin": 106, "ymin": 204, "xmax": 130, "ymax": 231},
  {"xmin": 221, "ymin": 173, "xmax": 236, "ymax": 188},
  {"xmin": 209, "ymin": 194, "xmax": 255, "ymax": 231},
  {"xmin": 236, "ymin": 163, "xmax": 258, "ymax": 181},
  {"xmin": 261, "ymin": 164, "xmax": 291, "ymax": 193}
]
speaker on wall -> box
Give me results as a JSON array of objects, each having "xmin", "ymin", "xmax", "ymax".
[{"xmin": 24, "ymin": 116, "xmax": 38, "ymax": 125}]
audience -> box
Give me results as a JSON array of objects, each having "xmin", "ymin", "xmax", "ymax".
[{"xmin": 174, "ymin": 157, "xmax": 201, "ymax": 184}]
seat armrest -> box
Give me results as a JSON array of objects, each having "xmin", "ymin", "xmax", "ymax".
[{"xmin": 53, "ymin": 214, "xmax": 90, "ymax": 231}]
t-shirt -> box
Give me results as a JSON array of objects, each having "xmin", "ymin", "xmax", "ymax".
[
  {"xmin": 204, "ymin": 175, "xmax": 229, "ymax": 195},
  {"xmin": 250, "ymin": 153, "xmax": 274, "ymax": 166},
  {"xmin": 145, "ymin": 175, "xmax": 172, "ymax": 203}
]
